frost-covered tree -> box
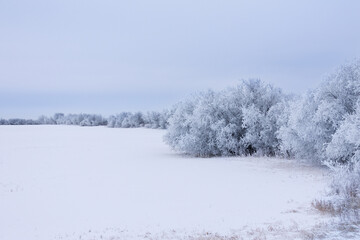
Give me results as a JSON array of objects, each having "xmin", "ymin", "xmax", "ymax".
[
  {"xmin": 37, "ymin": 115, "xmax": 55, "ymax": 124},
  {"xmin": 53, "ymin": 113, "xmax": 65, "ymax": 124},
  {"xmin": 158, "ymin": 109, "xmax": 173, "ymax": 129},
  {"xmin": 279, "ymin": 59, "xmax": 360, "ymax": 164},
  {"xmin": 237, "ymin": 79, "xmax": 284, "ymax": 155},
  {"xmin": 144, "ymin": 111, "xmax": 162, "ymax": 129},
  {"xmin": 108, "ymin": 112, "xmax": 130, "ymax": 128},
  {"xmin": 164, "ymin": 92, "xmax": 214, "ymax": 156},
  {"xmin": 165, "ymin": 79, "xmax": 285, "ymax": 157},
  {"xmin": 130, "ymin": 112, "xmax": 145, "ymax": 127},
  {"xmin": 326, "ymin": 100, "xmax": 360, "ymax": 164},
  {"xmin": 278, "ymin": 92, "xmax": 324, "ymax": 161}
]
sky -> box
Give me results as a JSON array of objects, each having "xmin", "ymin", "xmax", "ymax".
[{"xmin": 1, "ymin": 0, "xmax": 360, "ymax": 118}]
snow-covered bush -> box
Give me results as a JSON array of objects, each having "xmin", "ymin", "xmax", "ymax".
[
  {"xmin": 330, "ymin": 162, "xmax": 360, "ymax": 222},
  {"xmin": 313, "ymin": 161, "xmax": 360, "ymax": 223},
  {"xmin": 326, "ymin": 101, "xmax": 360, "ymax": 164},
  {"xmin": 238, "ymin": 80, "xmax": 285, "ymax": 156},
  {"xmin": 165, "ymin": 90, "xmax": 225, "ymax": 156},
  {"xmin": 164, "ymin": 95, "xmax": 203, "ymax": 155},
  {"xmin": 278, "ymin": 92, "xmax": 326, "ymax": 162},
  {"xmin": 316, "ymin": 100, "xmax": 360, "ymax": 222},
  {"xmin": 279, "ymin": 60, "xmax": 360, "ymax": 164},
  {"xmin": 164, "ymin": 79, "xmax": 285, "ymax": 157}
]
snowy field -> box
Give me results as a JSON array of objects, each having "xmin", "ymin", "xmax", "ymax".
[{"xmin": 0, "ymin": 126, "xmax": 332, "ymax": 240}]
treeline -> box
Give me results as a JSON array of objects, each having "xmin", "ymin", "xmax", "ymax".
[
  {"xmin": 165, "ymin": 60, "xmax": 360, "ymax": 167},
  {"xmin": 0, "ymin": 113, "xmax": 108, "ymax": 126},
  {"xmin": 0, "ymin": 118, "xmax": 41, "ymax": 125},
  {"xmin": 0, "ymin": 111, "xmax": 171, "ymax": 129},
  {"xmin": 107, "ymin": 111, "xmax": 172, "ymax": 129}
]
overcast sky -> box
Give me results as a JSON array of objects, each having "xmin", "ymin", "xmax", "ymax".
[{"xmin": 1, "ymin": 0, "xmax": 360, "ymax": 118}]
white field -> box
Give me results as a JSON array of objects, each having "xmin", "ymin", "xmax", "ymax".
[{"xmin": 0, "ymin": 126, "xmax": 331, "ymax": 240}]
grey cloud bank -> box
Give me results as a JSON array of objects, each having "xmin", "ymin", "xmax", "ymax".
[{"xmin": 1, "ymin": 0, "xmax": 360, "ymax": 118}]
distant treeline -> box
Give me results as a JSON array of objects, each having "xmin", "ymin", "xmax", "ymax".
[
  {"xmin": 0, "ymin": 111, "xmax": 172, "ymax": 129},
  {"xmin": 107, "ymin": 110, "xmax": 172, "ymax": 129}
]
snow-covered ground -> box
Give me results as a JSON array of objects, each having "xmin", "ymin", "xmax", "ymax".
[{"xmin": 0, "ymin": 126, "xmax": 332, "ymax": 240}]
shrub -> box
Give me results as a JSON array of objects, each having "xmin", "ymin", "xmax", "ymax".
[
  {"xmin": 279, "ymin": 59, "xmax": 360, "ymax": 164},
  {"xmin": 164, "ymin": 79, "xmax": 285, "ymax": 157},
  {"xmin": 314, "ymin": 161, "xmax": 360, "ymax": 223}
]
